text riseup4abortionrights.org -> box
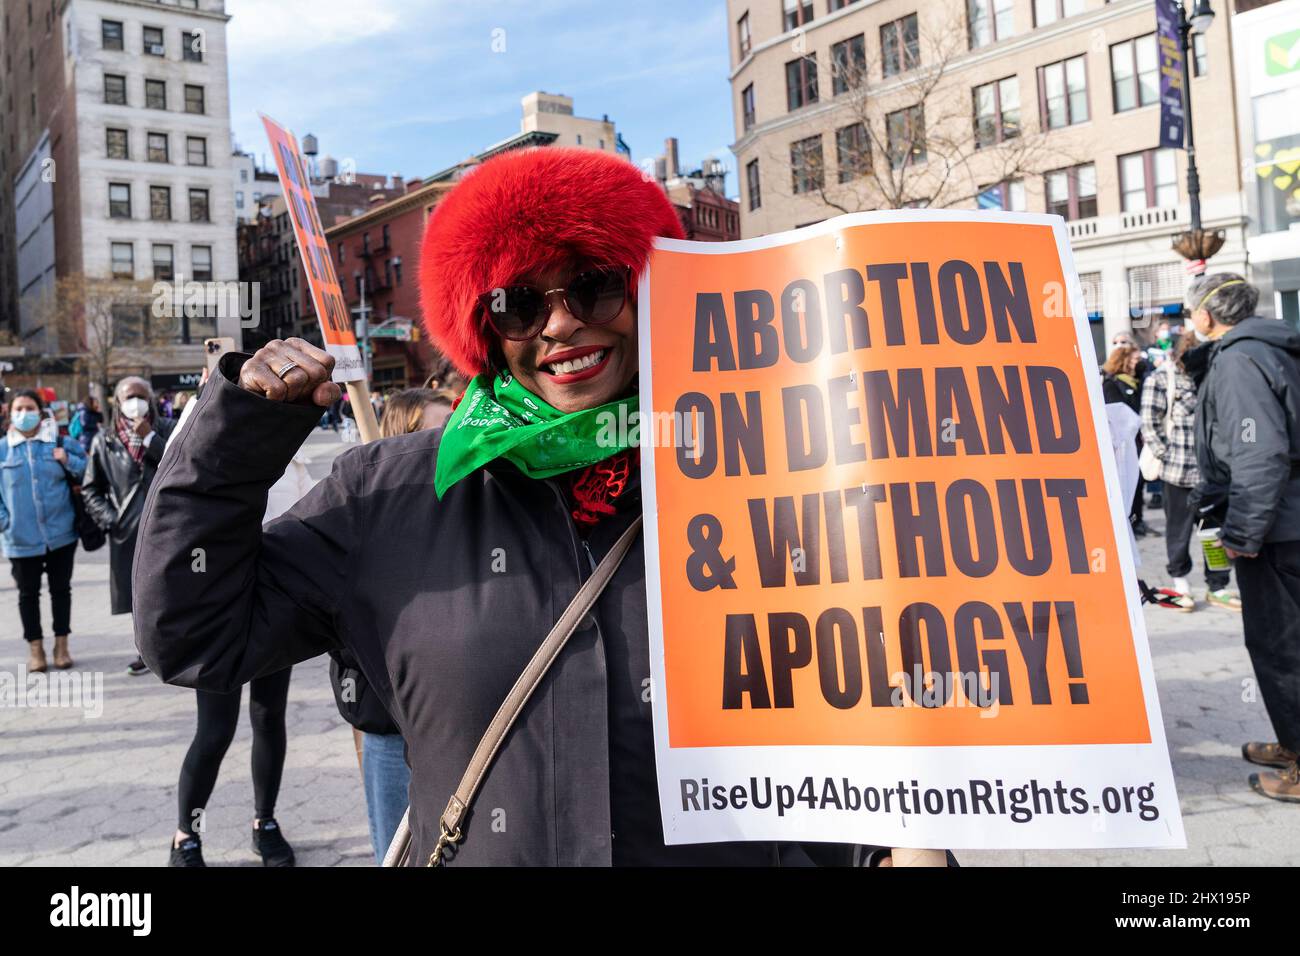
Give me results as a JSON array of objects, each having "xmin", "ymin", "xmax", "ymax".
[{"xmin": 680, "ymin": 776, "xmax": 1163, "ymax": 823}]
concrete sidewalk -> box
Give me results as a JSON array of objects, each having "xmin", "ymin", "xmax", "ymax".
[{"xmin": 0, "ymin": 429, "xmax": 1294, "ymax": 865}]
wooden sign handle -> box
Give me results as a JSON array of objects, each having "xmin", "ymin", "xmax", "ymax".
[{"xmin": 345, "ymin": 380, "xmax": 381, "ymax": 444}]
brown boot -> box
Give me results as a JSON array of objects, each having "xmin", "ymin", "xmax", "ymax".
[
  {"xmin": 1243, "ymin": 741, "xmax": 1298, "ymax": 769},
  {"xmin": 52, "ymin": 635, "xmax": 73, "ymax": 670},
  {"xmin": 1249, "ymin": 761, "xmax": 1300, "ymax": 803},
  {"xmin": 27, "ymin": 640, "xmax": 47, "ymax": 673}
]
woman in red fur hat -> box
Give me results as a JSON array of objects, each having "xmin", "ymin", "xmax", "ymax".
[{"xmin": 133, "ymin": 148, "xmax": 929, "ymax": 867}]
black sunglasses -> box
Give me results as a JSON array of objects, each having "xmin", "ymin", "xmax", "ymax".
[{"xmin": 478, "ymin": 266, "xmax": 632, "ymax": 341}]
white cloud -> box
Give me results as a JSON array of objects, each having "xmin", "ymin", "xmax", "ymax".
[{"xmin": 226, "ymin": 0, "xmax": 404, "ymax": 58}]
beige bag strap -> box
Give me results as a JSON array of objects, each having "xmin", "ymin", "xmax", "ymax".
[{"xmin": 383, "ymin": 515, "xmax": 643, "ymax": 867}]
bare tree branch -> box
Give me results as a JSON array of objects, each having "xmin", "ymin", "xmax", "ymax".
[{"xmin": 759, "ymin": 7, "xmax": 1078, "ymax": 218}]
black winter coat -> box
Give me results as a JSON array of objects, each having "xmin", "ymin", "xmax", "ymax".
[
  {"xmin": 134, "ymin": 355, "xmax": 883, "ymax": 866},
  {"xmin": 83, "ymin": 416, "xmax": 175, "ymax": 614},
  {"xmin": 1195, "ymin": 317, "xmax": 1300, "ymax": 554}
]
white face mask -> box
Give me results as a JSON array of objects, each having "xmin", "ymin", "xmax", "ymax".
[{"xmin": 120, "ymin": 397, "xmax": 150, "ymax": 420}]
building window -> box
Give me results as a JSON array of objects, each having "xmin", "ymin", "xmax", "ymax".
[
  {"xmin": 1119, "ymin": 148, "xmax": 1178, "ymax": 211},
  {"xmin": 881, "ymin": 13, "xmax": 919, "ymax": 78},
  {"xmin": 108, "ymin": 182, "xmax": 131, "ymax": 218},
  {"xmin": 184, "ymin": 84, "xmax": 205, "ymax": 114},
  {"xmin": 186, "ymin": 136, "xmax": 207, "ymax": 166},
  {"xmin": 152, "ymin": 243, "xmax": 174, "ymax": 281},
  {"xmin": 783, "ymin": 0, "xmax": 813, "ymax": 32},
  {"xmin": 394, "ymin": 258, "xmax": 403, "ymax": 285},
  {"xmin": 147, "ymin": 131, "xmax": 168, "ymax": 163},
  {"xmin": 192, "ymin": 245, "xmax": 213, "ymax": 281},
  {"xmin": 790, "ymin": 135, "xmax": 824, "ymax": 194},
  {"xmin": 1038, "ymin": 55, "xmax": 1088, "ymax": 129},
  {"xmin": 737, "ymin": 11, "xmax": 751, "ymax": 59},
  {"xmin": 236, "ymin": 191, "xmax": 244, "ymax": 209},
  {"xmin": 145, "ymin": 79, "xmax": 166, "ymax": 110},
  {"xmin": 189, "ymin": 188, "xmax": 210, "ymax": 222},
  {"xmin": 143, "ymin": 26, "xmax": 164, "ymax": 56},
  {"xmin": 968, "ymin": 0, "xmax": 1013, "ymax": 49},
  {"xmin": 1110, "ymin": 34, "xmax": 1158, "ymax": 112},
  {"xmin": 741, "ymin": 84, "xmax": 756, "ymax": 131},
  {"xmin": 836, "ymin": 122, "xmax": 870, "ymax": 182},
  {"xmin": 182, "ymin": 30, "xmax": 203, "ymax": 62},
  {"xmin": 104, "ymin": 73, "xmax": 127, "ymax": 105},
  {"xmin": 1192, "ymin": 32, "xmax": 1208, "ymax": 77},
  {"xmin": 1033, "ymin": 0, "xmax": 1084, "ymax": 28},
  {"xmin": 785, "ymin": 54, "xmax": 818, "ymax": 111},
  {"xmin": 973, "ymin": 76, "xmax": 1020, "ymax": 147},
  {"xmin": 150, "ymin": 185, "xmax": 171, "ymax": 220},
  {"xmin": 110, "ymin": 242, "xmax": 133, "ymax": 279},
  {"xmin": 106, "ymin": 128, "xmax": 128, "ymax": 160},
  {"xmin": 1045, "ymin": 163, "xmax": 1097, "ymax": 220},
  {"xmin": 886, "ymin": 104, "xmax": 926, "ymax": 169},
  {"xmin": 831, "ymin": 33, "xmax": 866, "ymax": 94},
  {"xmin": 747, "ymin": 158, "xmax": 762, "ymax": 210},
  {"xmin": 101, "ymin": 19, "xmax": 123, "ymax": 51},
  {"xmin": 978, "ymin": 179, "xmax": 1026, "ymax": 211}
]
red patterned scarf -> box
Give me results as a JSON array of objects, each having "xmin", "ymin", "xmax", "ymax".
[
  {"xmin": 567, "ymin": 448, "xmax": 638, "ymax": 531},
  {"xmin": 115, "ymin": 415, "xmax": 147, "ymax": 463}
]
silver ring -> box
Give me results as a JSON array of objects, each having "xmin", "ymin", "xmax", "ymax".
[{"xmin": 275, "ymin": 361, "xmax": 300, "ymax": 380}]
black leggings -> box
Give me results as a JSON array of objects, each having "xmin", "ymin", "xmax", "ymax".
[{"xmin": 176, "ymin": 668, "xmax": 292, "ymax": 834}]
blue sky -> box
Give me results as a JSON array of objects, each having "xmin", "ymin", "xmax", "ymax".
[{"xmin": 226, "ymin": 0, "xmax": 738, "ymax": 197}]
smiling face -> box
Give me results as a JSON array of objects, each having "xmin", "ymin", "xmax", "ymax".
[{"xmin": 496, "ymin": 263, "xmax": 638, "ymax": 414}]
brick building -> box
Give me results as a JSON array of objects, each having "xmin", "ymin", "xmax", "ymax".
[{"xmin": 314, "ymin": 178, "xmax": 454, "ymax": 391}]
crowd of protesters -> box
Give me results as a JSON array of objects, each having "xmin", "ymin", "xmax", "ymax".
[
  {"xmin": 1100, "ymin": 273, "xmax": 1300, "ymax": 803},
  {"xmin": 4, "ymin": 175, "xmax": 1298, "ymax": 868}
]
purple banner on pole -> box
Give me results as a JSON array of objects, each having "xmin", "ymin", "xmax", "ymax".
[{"xmin": 1156, "ymin": 0, "xmax": 1185, "ymax": 149}]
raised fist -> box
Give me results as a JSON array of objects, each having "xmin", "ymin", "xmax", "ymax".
[{"xmin": 239, "ymin": 338, "xmax": 341, "ymax": 407}]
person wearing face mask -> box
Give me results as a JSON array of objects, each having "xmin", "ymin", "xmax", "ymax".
[
  {"xmin": 82, "ymin": 376, "xmax": 176, "ymax": 676},
  {"xmin": 1, "ymin": 389, "xmax": 88, "ymax": 673},
  {"xmin": 131, "ymin": 148, "xmax": 949, "ymax": 867},
  {"xmin": 1140, "ymin": 334, "xmax": 1239, "ymax": 612},
  {"xmin": 1190, "ymin": 273, "xmax": 1300, "ymax": 804}
]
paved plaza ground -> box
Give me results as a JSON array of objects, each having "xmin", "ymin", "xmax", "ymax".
[{"xmin": 1, "ymin": 428, "xmax": 1295, "ymax": 866}]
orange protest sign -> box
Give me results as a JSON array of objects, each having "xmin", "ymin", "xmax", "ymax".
[
  {"xmin": 637, "ymin": 211, "xmax": 1183, "ymax": 850},
  {"xmin": 260, "ymin": 114, "xmax": 364, "ymax": 383}
]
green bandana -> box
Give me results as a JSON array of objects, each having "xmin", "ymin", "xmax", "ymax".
[{"xmin": 434, "ymin": 372, "xmax": 637, "ymax": 497}]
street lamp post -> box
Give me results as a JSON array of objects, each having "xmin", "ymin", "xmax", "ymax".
[{"xmin": 1171, "ymin": 0, "xmax": 1224, "ymax": 274}]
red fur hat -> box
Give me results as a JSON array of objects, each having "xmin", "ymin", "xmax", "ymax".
[{"xmin": 419, "ymin": 147, "xmax": 685, "ymax": 377}]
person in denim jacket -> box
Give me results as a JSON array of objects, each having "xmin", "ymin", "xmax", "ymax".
[{"xmin": 1, "ymin": 389, "xmax": 87, "ymax": 672}]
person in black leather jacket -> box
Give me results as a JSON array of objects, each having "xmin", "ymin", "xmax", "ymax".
[{"xmin": 82, "ymin": 376, "xmax": 175, "ymax": 675}]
